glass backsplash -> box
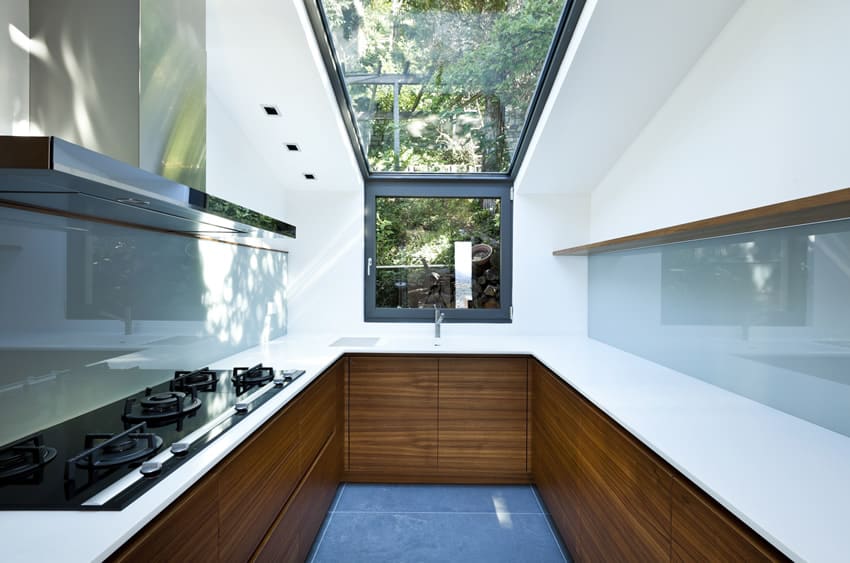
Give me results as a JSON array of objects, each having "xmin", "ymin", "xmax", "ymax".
[
  {"xmin": 0, "ymin": 205, "xmax": 287, "ymax": 446},
  {"xmin": 589, "ymin": 218, "xmax": 850, "ymax": 437}
]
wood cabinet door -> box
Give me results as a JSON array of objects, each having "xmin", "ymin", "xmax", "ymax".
[
  {"xmin": 438, "ymin": 357, "xmax": 528, "ymax": 475},
  {"xmin": 348, "ymin": 356, "xmax": 438, "ymax": 473},
  {"xmin": 578, "ymin": 401, "xmax": 672, "ymax": 562},
  {"xmin": 672, "ymin": 478, "xmax": 787, "ymax": 562},
  {"xmin": 218, "ymin": 399, "xmax": 302, "ymax": 563},
  {"xmin": 532, "ymin": 361, "xmax": 585, "ymax": 559},
  {"xmin": 110, "ymin": 472, "xmax": 219, "ymax": 563}
]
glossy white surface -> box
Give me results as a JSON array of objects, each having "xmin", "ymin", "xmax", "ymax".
[{"xmin": 2, "ymin": 334, "xmax": 847, "ymax": 562}]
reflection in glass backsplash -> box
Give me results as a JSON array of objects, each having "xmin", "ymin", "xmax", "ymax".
[
  {"xmin": 0, "ymin": 205, "xmax": 287, "ymax": 446},
  {"xmin": 589, "ymin": 218, "xmax": 850, "ymax": 437}
]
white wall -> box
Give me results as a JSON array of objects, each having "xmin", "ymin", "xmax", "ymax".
[
  {"xmin": 205, "ymin": 0, "xmax": 590, "ymax": 337},
  {"xmin": 0, "ymin": 0, "xmax": 29, "ymax": 134},
  {"xmin": 590, "ymin": 0, "xmax": 850, "ymax": 241},
  {"xmin": 283, "ymin": 188, "xmax": 590, "ymax": 337}
]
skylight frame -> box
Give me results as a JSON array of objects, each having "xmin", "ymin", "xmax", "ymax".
[{"xmin": 302, "ymin": 0, "xmax": 587, "ymax": 180}]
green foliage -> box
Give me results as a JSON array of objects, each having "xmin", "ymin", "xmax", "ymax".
[
  {"xmin": 376, "ymin": 197, "xmax": 500, "ymax": 266},
  {"xmin": 324, "ymin": 0, "xmax": 566, "ymax": 172}
]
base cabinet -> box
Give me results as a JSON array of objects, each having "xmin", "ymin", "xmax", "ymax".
[
  {"xmin": 532, "ymin": 359, "xmax": 787, "ymax": 562},
  {"xmin": 110, "ymin": 471, "xmax": 220, "ymax": 563},
  {"xmin": 109, "ymin": 359, "xmax": 343, "ymax": 563},
  {"xmin": 346, "ymin": 355, "xmax": 530, "ymax": 482}
]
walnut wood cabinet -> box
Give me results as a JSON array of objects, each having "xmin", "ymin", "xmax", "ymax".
[
  {"xmin": 347, "ymin": 356, "xmax": 439, "ymax": 474},
  {"xmin": 345, "ymin": 354, "xmax": 530, "ymax": 482},
  {"xmin": 437, "ymin": 357, "xmax": 528, "ymax": 475},
  {"xmin": 109, "ymin": 359, "xmax": 344, "ymax": 563},
  {"xmin": 532, "ymin": 359, "xmax": 788, "ymax": 562}
]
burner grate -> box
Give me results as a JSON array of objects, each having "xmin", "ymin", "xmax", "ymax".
[
  {"xmin": 232, "ymin": 363, "xmax": 275, "ymax": 393},
  {"xmin": 123, "ymin": 387, "xmax": 202, "ymax": 424},
  {"xmin": 171, "ymin": 367, "xmax": 219, "ymax": 393},
  {"xmin": 0, "ymin": 435, "xmax": 57, "ymax": 482},
  {"xmin": 65, "ymin": 422, "xmax": 163, "ymax": 482}
]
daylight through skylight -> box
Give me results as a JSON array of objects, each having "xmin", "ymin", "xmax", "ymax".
[{"xmin": 319, "ymin": 0, "xmax": 572, "ymax": 174}]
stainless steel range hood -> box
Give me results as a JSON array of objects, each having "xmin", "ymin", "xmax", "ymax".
[{"xmin": 0, "ymin": 136, "xmax": 296, "ymax": 239}]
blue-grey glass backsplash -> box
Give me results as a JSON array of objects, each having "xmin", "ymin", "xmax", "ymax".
[
  {"xmin": 589, "ymin": 219, "xmax": 850, "ymax": 437},
  {"xmin": 0, "ymin": 205, "xmax": 287, "ymax": 446}
]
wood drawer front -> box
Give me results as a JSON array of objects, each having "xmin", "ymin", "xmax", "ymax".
[
  {"xmin": 300, "ymin": 364, "xmax": 340, "ymax": 467},
  {"xmin": 437, "ymin": 358, "xmax": 527, "ymax": 473},
  {"xmin": 254, "ymin": 431, "xmax": 342, "ymax": 563},
  {"xmin": 349, "ymin": 356, "xmax": 438, "ymax": 471},
  {"xmin": 672, "ymin": 478, "xmax": 787, "ymax": 562},
  {"xmin": 533, "ymin": 363, "xmax": 582, "ymax": 453},
  {"xmin": 110, "ymin": 473, "xmax": 219, "ymax": 563},
  {"xmin": 582, "ymin": 404, "xmax": 672, "ymax": 541},
  {"xmin": 533, "ymin": 424, "xmax": 583, "ymax": 560},
  {"xmin": 218, "ymin": 402, "xmax": 302, "ymax": 563}
]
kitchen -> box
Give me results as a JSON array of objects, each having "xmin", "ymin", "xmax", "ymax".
[{"xmin": 1, "ymin": 0, "xmax": 850, "ymax": 561}]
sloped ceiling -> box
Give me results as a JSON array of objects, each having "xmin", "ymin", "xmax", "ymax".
[
  {"xmin": 207, "ymin": 0, "xmax": 362, "ymax": 194},
  {"xmin": 207, "ymin": 0, "xmax": 743, "ymax": 198},
  {"xmin": 516, "ymin": 0, "xmax": 744, "ymax": 194}
]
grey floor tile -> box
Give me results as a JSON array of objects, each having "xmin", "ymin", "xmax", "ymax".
[
  {"xmin": 311, "ymin": 512, "xmax": 566, "ymax": 563},
  {"xmin": 335, "ymin": 484, "xmax": 542, "ymax": 514}
]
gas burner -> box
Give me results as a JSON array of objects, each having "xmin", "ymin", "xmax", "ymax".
[
  {"xmin": 171, "ymin": 367, "xmax": 219, "ymax": 393},
  {"xmin": 64, "ymin": 423, "xmax": 163, "ymax": 481},
  {"xmin": 232, "ymin": 363, "xmax": 275, "ymax": 391},
  {"xmin": 0, "ymin": 435, "xmax": 57, "ymax": 482},
  {"xmin": 123, "ymin": 388, "xmax": 202, "ymax": 424}
]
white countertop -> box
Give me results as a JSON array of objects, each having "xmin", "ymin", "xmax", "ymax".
[{"xmin": 2, "ymin": 333, "xmax": 848, "ymax": 562}]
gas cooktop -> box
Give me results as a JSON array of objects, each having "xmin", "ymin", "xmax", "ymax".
[{"xmin": 0, "ymin": 364, "xmax": 304, "ymax": 510}]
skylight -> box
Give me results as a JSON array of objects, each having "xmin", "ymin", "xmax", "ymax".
[{"xmin": 316, "ymin": 0, "xmax": 578, "ymax": 175}]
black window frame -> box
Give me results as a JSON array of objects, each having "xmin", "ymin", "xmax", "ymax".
[
  {"xmin": 365, "ymin": 179, "xmax": 513, "ymax": 323},
  {"xmin": 301, "ymin": 0, "xmax": 588, "ymax": 179}
]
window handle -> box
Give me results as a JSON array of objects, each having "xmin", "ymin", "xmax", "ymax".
[{"xmin": 367, "ymin": 257, "xmax": 373, "ymax": 277}]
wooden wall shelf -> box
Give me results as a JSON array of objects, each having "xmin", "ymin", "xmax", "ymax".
[{"xmin": 553, "ymin": 187, "xmax": 850, "ymax": 256}]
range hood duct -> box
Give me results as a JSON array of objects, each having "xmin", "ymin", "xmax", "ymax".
[
  {"xmin": 0, "ymin": 136, "xmax": 296, "ymax": 240},
  {"xmin": 29, "ymin": 0, "xmax": 207, "ymax": 191}
]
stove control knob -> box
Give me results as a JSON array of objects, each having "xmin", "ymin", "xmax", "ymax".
[
  {"xmin": 140, "ymin": 461, "xmax": 162, "ymax": 477},
  {"xmin": 171, "ymin": 442, "xmax": 190, "ymax": 456},
  {"xmin": 234, "ymin": 402, "xmax": 249, "ymax": 414},
  {"xmin": 273, "ymin": 376, "xmax": 285, "ymax": 386}
]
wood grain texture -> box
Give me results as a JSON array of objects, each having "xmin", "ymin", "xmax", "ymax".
[
  {"xmin": 218, "ymin": 400, "xmax": 302, "ymax": 563},
  {"xmin": 109, "ymin": 471, "xmax": 220, "ymax": 563},
  {"xmin": 672, "ymin": 478, "xmax": 789, "ymax": 562},
  {"xmin": 437, "ymin": 358, "xmax": 527, "ymax": 473},
  {"xmin": 533, "ymin": 359, "xmax": 672, "ymax": 561},
  {"xmin": 348, "ymin": 356, "xmax": 438, "ymax": 472},
  {"xmin": 532, "ymin": 360, "xmax": 585, "ymax": 560},
  {"xmin": 253, "ymin": 431, "xmax": 341, "ymax": 563},
  {"xmin": 299, "ymin": 362, "xmax": 339, "ymax": 468},
  {"xmin": 553, "ymin": 186, "xmax": 850, "ymax": 255},
  {"xmin": 252, "ymin": 361, "xmax": 343, "ymax": 563}
]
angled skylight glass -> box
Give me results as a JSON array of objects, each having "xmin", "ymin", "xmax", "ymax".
[{"xmin": 319, "ymin": 0, "xmax": 573, "ymax": 174}]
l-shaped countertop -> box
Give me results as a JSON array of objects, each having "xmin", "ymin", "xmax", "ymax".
[{"xmin": 2, "ymin": 333, "xmax": 848, "ymax": 562}]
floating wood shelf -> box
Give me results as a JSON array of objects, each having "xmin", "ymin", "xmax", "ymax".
[{"xmin": 553, "ymin": 187, "xmax": 850, "ymax": 256}]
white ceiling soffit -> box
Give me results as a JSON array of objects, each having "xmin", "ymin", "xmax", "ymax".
[
  {"xmin": 206, "ymin": 0, "xmax": 362, "ymax": 193},
  {"xmin": 516, "ymin": 0, "xmax": 744, "ymax": 195}
]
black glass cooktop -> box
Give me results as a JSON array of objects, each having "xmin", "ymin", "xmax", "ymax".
[{"xmin": 0, "ymin": 365, "xmax": 303, "ymax": 510}]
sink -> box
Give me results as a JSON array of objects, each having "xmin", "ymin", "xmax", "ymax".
[{"xmin": 330, "ymin": 337, "xmax": 381, "ymax": 347}]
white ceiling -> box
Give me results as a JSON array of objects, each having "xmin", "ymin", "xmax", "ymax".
[
  {"xmin": 516, "ymin": 0, "xmax": 744, "ymax": 194},
  {"xmin": 206, "ymin": 0, "xmax": 362, "ymax": 194},
  {"xmin": 207, "ymin": 0, "xmax": 743, "ymax": 197}
]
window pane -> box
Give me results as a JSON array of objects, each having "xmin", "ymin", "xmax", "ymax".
[
  {"xmin": 376, "ymin": 196, "xmax": 501, "ymax": 309},
  {"xmin": 321, "ymin": 0, "xmax": 570, "ymax": 173}
]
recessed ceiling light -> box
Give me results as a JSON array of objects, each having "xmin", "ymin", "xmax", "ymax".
[
  {"xmin": 262, "ymin": 105, "xmax": 280, "ymax": 116},
  {"xmin": 304, "ymin": 173, "xmax": 316, "ymax": 180},
  {"xmin": 285, "ymin": 143, "xmax": 300, "ymax": 152}
]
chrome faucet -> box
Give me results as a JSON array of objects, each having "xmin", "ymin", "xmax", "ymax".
[
  {"xmin": 434, "ymin": 305, "xmax": 445, "ymax": 338},
  {"xmin": 100, "ymin": 306, "xmax": 134, "ymax": 335}
]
